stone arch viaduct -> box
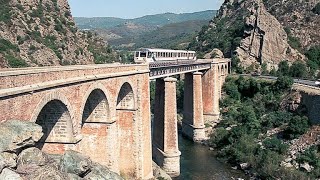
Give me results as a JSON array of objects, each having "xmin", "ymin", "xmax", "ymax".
[{"xmin": 0, "ymin": 59, "xmax": 229, "ymax": 179}]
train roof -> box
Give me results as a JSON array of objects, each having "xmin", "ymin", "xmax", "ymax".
[{"xmin": 138, "ymin": 48, "xmax": 196, "ymax": 53}]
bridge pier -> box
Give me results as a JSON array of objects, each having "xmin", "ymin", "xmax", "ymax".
[
  {"xmin": 182, "ymin": 72, "xmax": 206, "ymax": 141},
  {"xmin": 202, "ymin": 64, "xmax": 220, "ymax": 123},
  {"xmin": 152, "ymin": 77, "xmax": 181, "ymax": 177}
]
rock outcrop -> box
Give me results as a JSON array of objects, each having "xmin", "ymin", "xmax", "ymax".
[
  {"xmin": 264, "ymin": 0, "xmax": 320, "ymax": 49},
  {"xmin": 190, "ymin": 0, "xmax": 307, "ymax": 70},
  {"xmin": 0, "ymin": 120, "xmax": 43, "ymax": 153},
  {"xmin": 233, "ymin": 0, "xmax": 305, "ymax": 69},
  {"xmin": 0, "ymin": 0, "xmax": 117, "ymax": 68},
  {"xmin": 0, "ymin": 120, "xmax": 123, "ymax": 180}
]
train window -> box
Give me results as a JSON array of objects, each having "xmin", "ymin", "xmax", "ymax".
[
  {"xmin": 178, "ymin": 53, "xmax": 181, "ymax": 57},
  {"xmin": 147, "ymin": 52, "xmax": 152, "ymax": 58},
  {"xmin": 135, "ymin": 52, "xmax": 139, "ymax": 57},
  {"xmin": 140, "ymin": 52, "xmax": 146, "ymax": 57}
]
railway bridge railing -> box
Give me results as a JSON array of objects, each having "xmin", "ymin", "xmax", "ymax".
[{"xmin": 149, "ymin": 60, "xmax": 213, "ymax": 79}]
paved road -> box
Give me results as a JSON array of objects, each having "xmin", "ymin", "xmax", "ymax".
[{"xmin": 241, "ymin": 74, "xmax": 320, "ymax": 87}]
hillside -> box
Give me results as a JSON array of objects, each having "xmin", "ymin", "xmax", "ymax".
[
  {"xmin": 74, "ymin": 10, "xmax": 217, "ymax": 49},
  {"xmin": 132, "ymin": 20, "xmax": 209, "ymax": 49},
  {"xmin": 74, "ymin": 10, "xmax": 216, "ymax": 29},
  {"xmin": 263, "ymin": 0, "xmax": 320, "ymax": 50},
  {"xmin": 0, "ymin": 0, "xmax": 117, "ymax": 68}
]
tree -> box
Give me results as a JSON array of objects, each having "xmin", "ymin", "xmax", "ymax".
[
  {"xmin": 231, "ymin": 56, "xmax": 243, "ymax": 73},
  {"xmin": 289, "ymin": 61, "xmax": 307, "ymax": 78},
  {"xmin": 277, "ymin": 61, "xmax": 290, "ymax": 76},
  {"xmin": 306, "ymin": 46, "xmax": 320, "ymax": 67},
  {"xmin": 285, "ymin": 116, "xmax": 310, "ymax": 139},
  {"xmin": 273, "ymin": 75, "xmax": 294, "ymax": 91}
]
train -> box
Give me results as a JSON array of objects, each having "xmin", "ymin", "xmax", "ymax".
[{"xmin": 134, "ymin": 48, "xmax": 197, "ymax": 63}]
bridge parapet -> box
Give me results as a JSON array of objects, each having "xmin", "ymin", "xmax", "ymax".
[
  {"xmin": 0, "ymin": 64, "xmax": 148, "ymax": 89},
  {"xmin": 149, "ymin": 59, "xmax": 230, "ymax": 79},
  {"xmin": 0, "ymin": 64, "xmax": 148, "ymax": 98}
]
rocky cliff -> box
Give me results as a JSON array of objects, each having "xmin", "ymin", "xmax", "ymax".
[
  {"xmin": 189, "ymin": 0, "xmax": 315, "ymax": 69},
  {"xmin": 264, "ymin": 0, "xmax": 320, "ymax": 50},
  {"xmin": 0, "ymin": 0, "xmax": 117, "ymax": 68}
]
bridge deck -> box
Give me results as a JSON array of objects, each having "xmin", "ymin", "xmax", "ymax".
[{"xmin": 0, "ymin": 58, "xmax": 230, "ymax": 98}]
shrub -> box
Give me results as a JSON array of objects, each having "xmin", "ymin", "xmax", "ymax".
[
  {"xmin": 306, "ymin": 46, "xmax": 320, "ymax": 69},
  {"xmin": 0, "ymin": 0, "xmax": 11, "ymax": 23},
  {"xmin": 210, "ymin": 128, "xmax": 230, "ymax": 148},
  {"xmin": 277, "ymin": 61, "xmax": 290, "ymax": 76},
  {"xmin": 289, "ymin": 61, "xmax": 307, "ymax": 78},
  {"xmin": 29, "ymin": 45, "xmax": 37, "ymax": 51},
  {"xmin": 6, "ymin": 55, "xmax": 28, "ymax": 68},
  {"xmin": 284, "ymin": 116, "xmax": 310, "ymax": 139},
  {"xmin": 312, "ymin": 3, "xmax": 320, "ymax": 14},
  {"xmin": 263, "ymin": 137, "xmax": 288, "ymax": 154},
  {"xmin": 273, "ymin": 75, "xmax": 294, "ymax": 91},
  {"xmin": 0, "ymin": 38, "xmax": 19, "ymax": 53}
]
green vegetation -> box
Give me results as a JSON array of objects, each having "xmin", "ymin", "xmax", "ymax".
[
  {"xmin": 188, "ymin": 9, "xmax": 248, "ymax": 57},
  {"xmin": 189, "ymin": 17, "xmax": 244, "ymax": 57},
  {"xmin": 0, "ymin": 0, "xmax": 12, "ymax": 23},
  {"xmin": 85, "ymin": 31, "xmax": 117, "ymax": 64},
  {"xmin": 297, "ymin": 145, "xmax": 320, "ymax": 177},
  {"xmin": 5, "ymin": 54, "xmax": 28, "ymax": 68},
  {"xmin": 312, "ymin": 3, "xmax": 320, "ymax": 14},
  {"xmin": 211, "ymin": 76, "xmax": 312, "ymax": 179},
  {"xmin": 0, "ymin": 38, "xmax": 28, "ymax": 68},
  {"xmin": 74, "ymin": 10, "xmax": 216, "ymax": 30},
  {"xmin": 131, "ymin": 20, "xmax": 207, "ymax": 50},
  {"xmin": 284, "ymin": 27, "xmax": 302, "ymax": 51},
  {"xmin": 306, "ymin": 46, "xmax": 320, "ymax": 77},
  {"xmin": 0, "ymin": 38, "xmax": 19, "ymax": 53},
  {"xmin": 276, "ymin": 60, "xmax": 308, "ymax": 78}
]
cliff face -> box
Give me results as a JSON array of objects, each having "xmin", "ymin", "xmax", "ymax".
[
  {"xmin": 0, "ymin": 0, "xmax": 116, "ymax": 68},
  {"xmin": 190, "ymin": 0, "xmax": 308, "ymax": 69},
  {"xmin": 264, "ymin": 0, "xmax": 320, "ymax": 49},
  {"xmin": 231, "ymin": 0, "xmax": 304, "ymax": 68}
]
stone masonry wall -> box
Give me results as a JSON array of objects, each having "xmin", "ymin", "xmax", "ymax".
[{"xmin": 0, "ymin": 64, "xmax": 152, "ymax": 179}]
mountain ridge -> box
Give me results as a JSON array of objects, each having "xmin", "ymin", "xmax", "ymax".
[{"xmin": 74, "ymin": 10, "xmax": 217, "ymax": 29}]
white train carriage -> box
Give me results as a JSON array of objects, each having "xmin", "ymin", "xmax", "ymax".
[{"xmin": 134, "ymin": 48, "xmax": 196, "ymax": 63}]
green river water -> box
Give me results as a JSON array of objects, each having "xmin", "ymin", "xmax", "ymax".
[{"xmin": 175, "ymin": 134, "xmax": 248, "ymax": 180}]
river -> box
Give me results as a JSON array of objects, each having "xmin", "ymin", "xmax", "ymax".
[{"xmin": 175, "ymin": 134, "xmax": 248, "ymax": 180}]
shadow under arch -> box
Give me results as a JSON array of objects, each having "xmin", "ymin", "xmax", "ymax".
[
  {"xmin": 35, "ymin": 100, "xmax": 73, "ymax": 150},
  {"xmin": 116, "ymin": 82, "xmax": 135, "ymax": 110},
  {"xmin": 82, "ymin": 89, "xmax": 110, "ymax": 125}
]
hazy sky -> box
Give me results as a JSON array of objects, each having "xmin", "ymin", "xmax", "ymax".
[{"xmin": 68, "ymin": 0, "xmax": 224, "ymax": 18}]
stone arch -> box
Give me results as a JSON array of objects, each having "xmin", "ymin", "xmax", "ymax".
[
  {"xmin": 221, "ymin": 65, "xmax": 225, "ymax": 75},
  {"xmin": 116, "ymin": 82, "xmax": 135, "ymax": 110},
  {"xmin": 82, "ymin": 89, "xmax": 110, "ymax": 125},
  {"xmin": 31, "ymin": 91, "xmax": 75, "ymax": 124},
  {"xmin": 35, "ymin": 99, "xmax": 74, "ymax": 149}
]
